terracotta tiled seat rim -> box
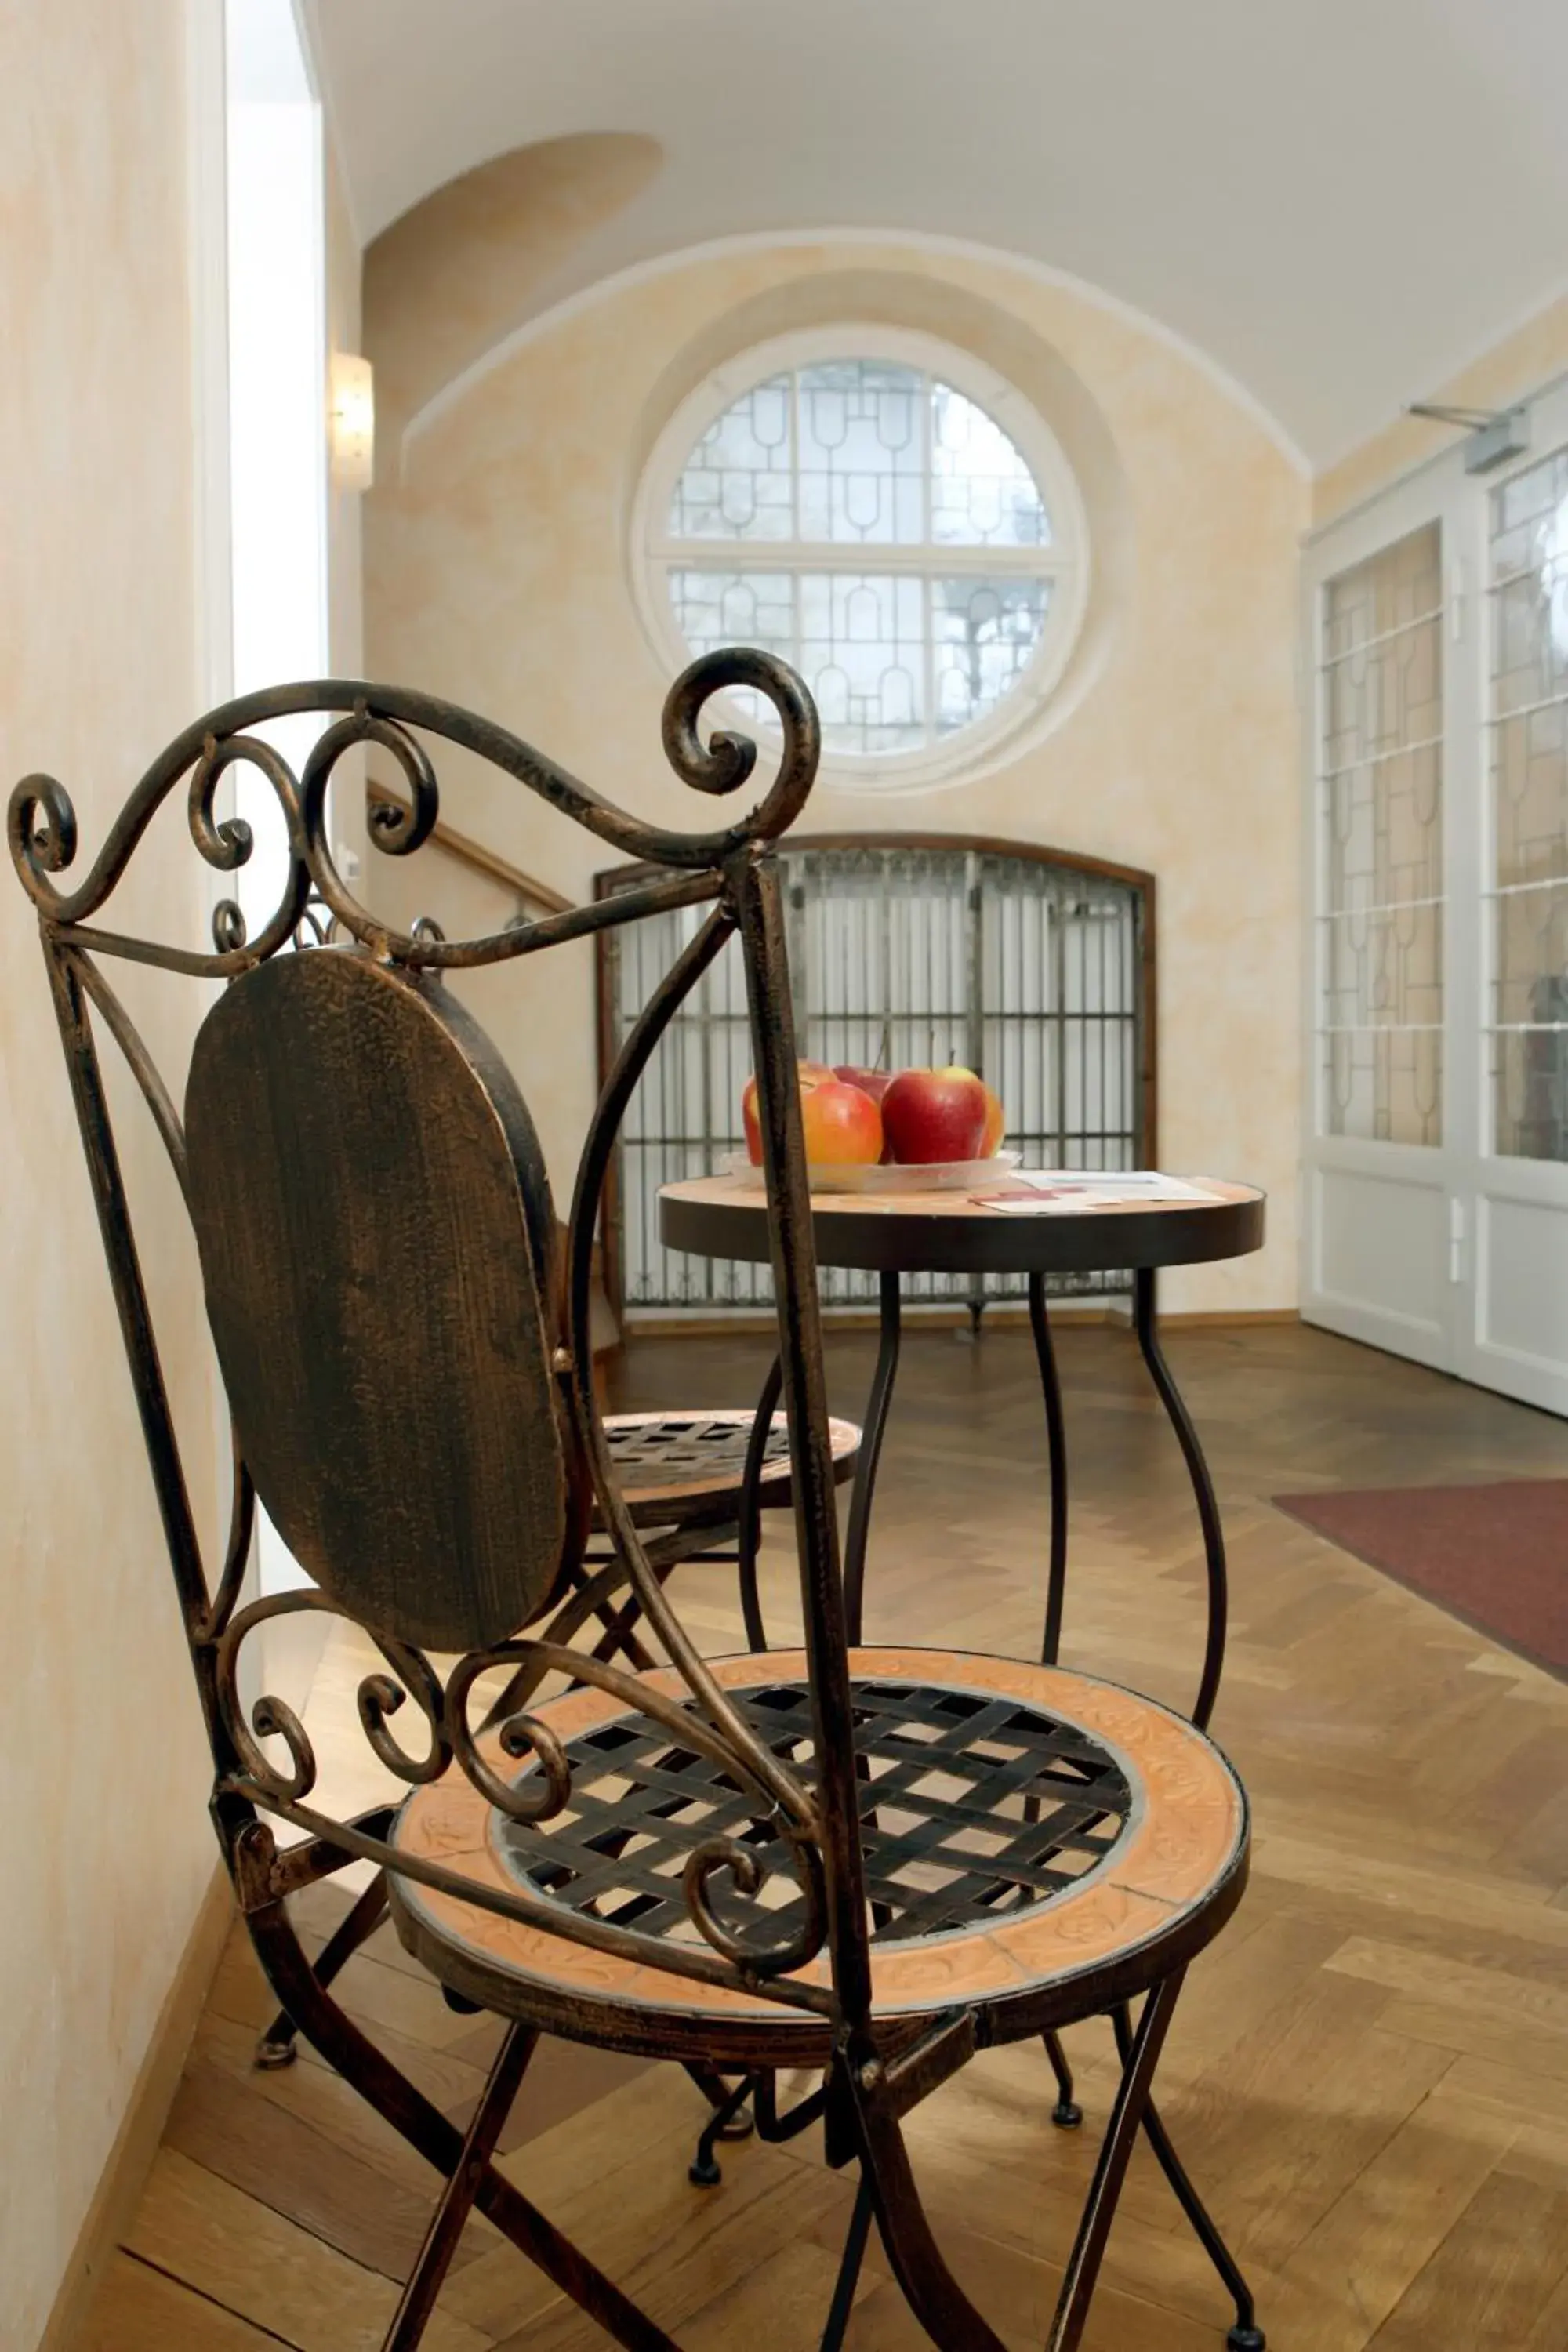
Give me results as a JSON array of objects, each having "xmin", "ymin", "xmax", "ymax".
[{"xmin": 388, "ymin": 1646, "xmax": 1249, "ymax": 2065}]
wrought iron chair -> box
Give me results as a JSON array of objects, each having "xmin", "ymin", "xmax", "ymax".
[
  {"xmin": 11, "ymin": 654, "xmax": 1264, "ymax": 2351},
  {"xmin": 593, "ymin": 1402, "xmax": 861, "ymax": 1661}
]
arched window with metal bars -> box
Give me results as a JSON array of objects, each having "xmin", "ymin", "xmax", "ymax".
[{"xmin": 597, "ymin": 835, "xmax": 1155, "ymax": 1319}]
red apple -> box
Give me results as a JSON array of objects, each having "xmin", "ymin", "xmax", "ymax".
[
  {"xmin": 882, "ymin": 1065, "xmax": 989, "ymax": 1164},
  {"xmin": 833, "ymin": 1065, "xmax": 893, "ymax": 1108},
  {"xmin": 800, "ymin": 1080, "xmax": 882, "ymax": 1165},
  {"xmin": 741, "ymin": 1060, "xmax": 837, "ymax": 1163},
  {"xmin": 979, "ymin": 1084, "xmax": 1005, "ymax": 1158},
  {"xmin": 833, "ymin": 1066, "xmax": 896, "ymax": 1160}
]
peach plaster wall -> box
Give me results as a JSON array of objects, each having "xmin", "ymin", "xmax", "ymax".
[
  {"xmin": 365, "ymin": 241, "xmax": 1308, "ymax": 1313},
  {"xmin": 1, "ymin": 22, "xmax": 368, "ymax": 2342},
  {"xmin": 0, "ymin": 5, "xmax": 224, "ymax": 2344}
]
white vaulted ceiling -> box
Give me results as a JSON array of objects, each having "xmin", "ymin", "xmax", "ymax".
[{"xmin": 307, "ymin": 0, "xmax": 1568, "ymax": 469}]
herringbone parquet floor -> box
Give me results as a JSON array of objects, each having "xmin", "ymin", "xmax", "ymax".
[{"xmin": 82, "ymin": 1319, "xmax": 1568, "ymax": 2350}]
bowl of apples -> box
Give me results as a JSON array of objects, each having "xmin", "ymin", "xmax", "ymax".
[{"xmin": 727, "ymin": 1061, "xmax": 1018, "ymax": 1192}]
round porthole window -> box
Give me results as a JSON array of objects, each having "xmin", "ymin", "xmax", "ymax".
[{"xmin": 633, "ymin": 328, "xmax": 1090, "ymax": 788}]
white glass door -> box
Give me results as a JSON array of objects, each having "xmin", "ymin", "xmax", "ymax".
[
  {"xmin": 1303, "ymin": 389, "xmax": 1568, "ymax": 1417},
  {"xmin": 1303, "ymin": 482, "xmax": 1472, "ymax": 1370},
  {"xmin": 1460, "ymin": 400, "xmax": 1568, "ymax": 1413}
]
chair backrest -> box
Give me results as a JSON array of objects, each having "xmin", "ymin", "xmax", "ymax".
[
  {"xmin": 9, "ymin": 653, "xmax": 874, "ymax": 2039},
  {"xmin": 185, "ymin": 947, "xmax": 575, "ymax": 1653}
]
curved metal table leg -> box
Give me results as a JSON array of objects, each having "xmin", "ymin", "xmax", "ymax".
[
  {"xmin": 1029, "ymin": 1275, "xmax": 1082, "ymax": 2118},
  {"xmin": 843, "ymin": 1270, "xmax": 902, "ymax": 1645},
  {"xmin": 736, "ymin": 1353, "xmax": 782, "ymax": 1653},
  {"xmin": 1029, "ymin": 1271, "xmax": 1069, "ymax": 1668},
  {"xmin": 1133, "ymin": 1268, "xmax": 1229, "ymax": 1731}
]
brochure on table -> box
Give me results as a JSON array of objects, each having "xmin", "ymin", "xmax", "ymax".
[{"xmin": 974, "ymin": 1171, "xmax": 1214, "ymax": 1215}]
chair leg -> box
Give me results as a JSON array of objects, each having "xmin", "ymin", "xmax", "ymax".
[
  {"xmin": 843, "ymin": 1272, "xmax": 902, "ymax": 1644},
  {"xmin": 1029, "ymin": 1270, "xmax": 1069, "ymax": 1670},
  {"xmin": 850, "ymin": 2066, "xmax": 1011, "ymax": 2351},
  {"xmin": 383, "ymin": 2021, "xmax": 537, "ymax": 2352},
  {"xmin": 1046, "ymin": 1973, "xmax": 1185, "ymax": 2352},
  {"xmin": 1043, "ymin": 2027, "xmax": 1083, "ymax": 2129},
  {"xmin": 819, "ymin": 2172, "xmax": 874, "ymax": 2352},
  {"xmin": 254, "ymin": 1870, "xmax": 389, "ymax": 2070},
  {"xmin": 686, "ymin": 2062, "xmax": 756, "ymax": 2142},
  {"xmin": 688, "ymin": 2069, "xmax": 758, "ymax": 2185},
  {"xmin": 737, "ymin": 1354, "xmax": 782, "ymax": 1653},
  {"xmin": 244, "ymin": 1872, "xmax": 678, "ymax": 2352},
  {"xmin": 1110, "ymin": 2004, "xmax": 1265, "ymax": 2350}
]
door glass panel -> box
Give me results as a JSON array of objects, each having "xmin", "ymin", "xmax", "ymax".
[
  {"xmin": 1489, "ymin": 446, "xmax": 1568, "ymax": 1160},
  {"xmin": 1319, "ymin": 523, "xmax": 1444, "ymax": 1144}
]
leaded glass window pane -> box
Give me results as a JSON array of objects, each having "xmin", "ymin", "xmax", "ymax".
[
  {"xmin": 931, "ymin": 386, "xmax": 1049, "ymax": 548},
  {"xmin": 797, "ymin": 361, "xmax": 924, "ymax": 546},
  {"xmin": 668, "ymin": 376, "xmax": 793, "ymax": 542},
  {"xmin": 1490, "ymin": 446, "xmax": 1568, "ymax": 1160},
  {"xmin": 797, "ymin": 572, "xmax": 926, "ymax": 756},
  {"xmin": 1318, "ymin": 523, "xmax": 1444, "ymax": 1146},
  {"xmin": 933, "ymin": 578, "xmax": 1051, "ymax": 734}
]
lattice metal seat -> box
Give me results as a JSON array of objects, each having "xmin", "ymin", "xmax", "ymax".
[
  {"xmin": 602, "ymin": 1408, "xmax": 859, "ymax": 1528},
  {"xmin": 389, "ymin": 1648, "xmax": 1246, "ymax": 2069}
]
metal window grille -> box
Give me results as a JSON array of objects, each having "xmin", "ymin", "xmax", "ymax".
[{"xmin": 598, "ymin": 838, "xmax": 1152, "ymax": 1316}]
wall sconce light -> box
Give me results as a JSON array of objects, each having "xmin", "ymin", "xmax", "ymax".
[{"xmin": 330, "ymin": 352, "xmax": 375, "ymax": 491}]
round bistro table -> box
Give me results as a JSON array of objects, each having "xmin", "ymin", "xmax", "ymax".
[{"xmin": 659, "ymin": 1173, "xmax": 1265, "ymax": 1732}]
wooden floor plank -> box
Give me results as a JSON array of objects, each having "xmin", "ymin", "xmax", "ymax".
[
  {"xmin": 1269, "ymin": 2095, "xmax": 1516, "ymax": 2351},
  {"xmin": 76, "ymin": 2252, "xmax": 293, "ymax": 2352},
  {"xmin": 123, "ymin": 2150, "xmax": 494, "ymax": 2352},
  {"xmin": 1367, "ymin": 2172, "xmax": 1568, "ymax": 2346},
  {"xmin": 161, "ymin": 2051, "xmax": 461, "ymax": 2283}
]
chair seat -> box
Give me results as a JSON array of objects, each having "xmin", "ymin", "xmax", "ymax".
[
  {"xmin": 600, "ymin": 1410, "xmax": 861, "ymax": 1530},
  {"xmin": 388, "ymin": 1647, "xmax": 1248, "ymax": 2067}
]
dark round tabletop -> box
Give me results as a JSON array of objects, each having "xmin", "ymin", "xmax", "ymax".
[{"xmin": 658, "ymin": 1174, "xmax": 1265, "ymax": 1278}]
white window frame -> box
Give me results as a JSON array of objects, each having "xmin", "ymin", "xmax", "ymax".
[{"xmin": 630, "ymin": 325, "xmax": 1091, "ymax": 792}]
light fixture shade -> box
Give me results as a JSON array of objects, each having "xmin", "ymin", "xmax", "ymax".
[{"xmin": 330, "ymin": 352, "xmax": 375, "ymax": 491}]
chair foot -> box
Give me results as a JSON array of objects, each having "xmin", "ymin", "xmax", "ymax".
[
  {"xmin": 253, "ymin": 1871, "xmax": 391, "ymax": 2076},
  {"xmin": 686, "ymin": 2064, "xmax": 755, "ymax": 2140},
  {"xmin": 688, "ymin": 2071, "xmax": 755, "ymax": 2186},
  {"xmin": 1043, "ymin": 2029, "xmax": 1082, "ymax": 2128},
  {"xmin": 1227, "ymin": 2331, "xmax": 1266, "ymax": 2351}
]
